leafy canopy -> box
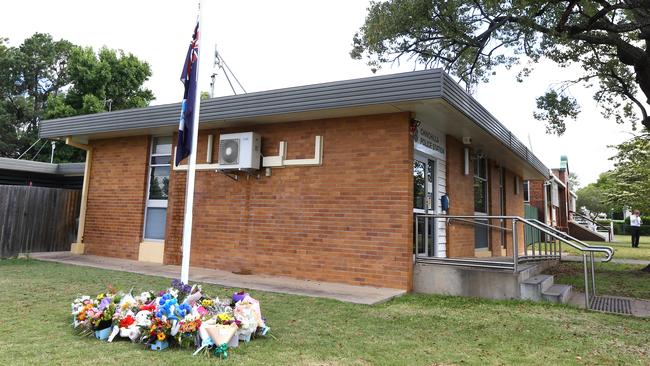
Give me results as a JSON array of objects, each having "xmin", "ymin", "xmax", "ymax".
[
  {"xmin": 351, "ymin": 0, "xmax": 650, "ymax": 134},
  {"xmin": 577, "ymin": 134, "xmax": 650, "ymax": 214},
  {"xmin": 0, "ymin": 33, "xmax": 154, "ymax": 162}
]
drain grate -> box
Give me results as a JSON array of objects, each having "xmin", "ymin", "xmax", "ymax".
[{"xmin": 590, "ymin": 296, "xmax": 632, "ymax": 315}]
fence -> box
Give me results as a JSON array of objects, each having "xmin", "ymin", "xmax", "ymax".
[
  {"xmin": 0, "ymin": 185, "xmax": 80, "ymax": 257},
  {"xmin": 524, "ymin": 204, "xmax": 540, "ymax": 245}
]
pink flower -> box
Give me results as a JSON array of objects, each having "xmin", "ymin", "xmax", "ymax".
[{"xmin": 197, "ymin": 306, "xmax": 208, "ymax": 316}]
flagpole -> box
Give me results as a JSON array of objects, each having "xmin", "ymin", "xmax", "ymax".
[{"xmin": 180, "ymin": 0, "xmax": 203, "ymax": 284}]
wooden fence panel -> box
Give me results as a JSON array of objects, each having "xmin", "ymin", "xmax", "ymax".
[{"xmin": 0, "ymin": 185, "xmax": 81, "ymax": 257}]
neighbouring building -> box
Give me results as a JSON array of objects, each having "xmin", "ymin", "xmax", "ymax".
[
  {"xmin": 40, "ymin": 69, "xmax": 551, "ymax": 293},
  {"xmin": 0, "ymin": 158, "xmax": 84, "ymax": 257},
  {"xmin": 525, "ymin": 156, "xmax": 610, "ymax": 242},
  {"xmin": 0, "ymin": 157, "xmax": 84, "ymax": 188}
]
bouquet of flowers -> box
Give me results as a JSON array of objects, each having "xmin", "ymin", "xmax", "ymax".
[
  {"xmin": 70, "ymin": 281, "xmax": 270, "ymax": 359},
  {"xmin": 147, "ymin": 316, "xmax": 172, "ymax": 343},
  {"xmin": 175, "ymin": 314, "xmax": 202, "ymax": 349}
]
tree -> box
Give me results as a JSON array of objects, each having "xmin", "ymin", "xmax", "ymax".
[
  {"xmin": 604, "ymin": 133, "xmax": 650, "ymax": 213},
  {"xmin": 0, "ymin": 33, "xmax": 154, "ymax": 162},
  {"xmin": 0, "ymin": 34, "xmax": 74, "ymax": 158},
  {"xmin": 576, "ymin": 174, "xmax": 613, "ymax": 214},
  {"xmin": 351, "ymin": 0, "xmax": 650, "ymax": 134}
]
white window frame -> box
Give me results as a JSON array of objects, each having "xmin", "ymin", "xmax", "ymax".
[
  {"xmin": 143, "ymin": 136, "xmax": 171, "ymax": 242},
  {"xmin": 413, "ymin": 153, "xmax": 439, "ymax": 257},
  {"xmin": 523, "ymin": 180, "xmax": 530, "ymax": 203},
  {"xmin": 473, "ymin": 156, "xmax": 489, "ymax": 250}
]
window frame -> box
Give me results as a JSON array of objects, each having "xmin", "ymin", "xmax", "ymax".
[
  {"xmin": 523, "ymin": 180, "xmax": 530, "ymax": 203},
  {"xmin": 143, "ymin": 136, "xmax": 172, "ymax": 242},
  {"xmin": 473, "ymin": 156, "xmax": 488, "ymax": 214}
]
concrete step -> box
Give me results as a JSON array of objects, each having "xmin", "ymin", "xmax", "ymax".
[
  {"xmin": 541, "ymin": 284, "xmax": 572, "ymax": 304},
  {"xmin": 520, "ymin": 274, "xmax": 554, "ymax": 301}
]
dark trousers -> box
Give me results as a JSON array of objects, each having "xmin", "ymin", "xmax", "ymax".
[{"xmin": 631, "ymin": 226, "xmax": 640, "ymax": 248}]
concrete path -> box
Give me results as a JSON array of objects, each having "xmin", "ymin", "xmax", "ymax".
[
  {"xmin": 568, "ymin": 291, "xmax": 650, "ymax": 318},
  {"xmin": 562, "ymin": 255, "xmax": 650, "ymax": 265},
  {"xmin": 29, "ymin": 252, "xmax": 405, "ymax": 305}
]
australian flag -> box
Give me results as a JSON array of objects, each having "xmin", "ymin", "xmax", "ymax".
[{"xmin": 175, "ymin": 22, "xmax": 200, "ymax": 166}]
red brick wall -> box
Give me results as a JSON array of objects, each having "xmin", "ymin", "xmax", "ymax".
[
  {"xmin": 83, "ymin": 136, "xmax": 149, "ymax": 259},
  {"xmin": 445, "ymin": 135, "xmax": 526, "ymax": 257},
  {"xmin": 445, "ymin": 136, "xmax": 476, "ymax": 257},
  {"xmin": 505, "ymin": 169, "xmax": 526, "ymax": 255},
  {"xmin": 164, "ymin": 112, "xmax": 414, "ymax": 290},
  {"xmin": 488, "ymin": 162, "xmax": 505, "ymax": 256},
  {"xmin": 527, "ymin": 180, "xmax": 546, "ymax": 218}
]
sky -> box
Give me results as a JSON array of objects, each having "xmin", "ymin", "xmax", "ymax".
[{"xmin": 1, "ymin": 0, "xmax": 639, "ymax": 185}]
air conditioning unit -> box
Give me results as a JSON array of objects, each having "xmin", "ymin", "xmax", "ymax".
[{"xmin": 217, "ymin": 132, "xmax": 261, "ymax": 171}]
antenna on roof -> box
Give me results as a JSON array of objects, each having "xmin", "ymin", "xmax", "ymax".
[
  {"xmin": 527, "ymin": 133, "xmax": 534, "ymax": 153},
  {"xmin": 209, "ymin": 44, "xmax": 246, "ymax": 97}
]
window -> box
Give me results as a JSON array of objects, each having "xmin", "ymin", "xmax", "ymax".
[
  {"xmin": 473, "ymin": 156, "xmax": 488, "ymax": 213},
  {"xmin": 413, "ymin": 160, "xmax": 426, "ymax": 210},
  {"xmin": 144, "ymin": 136, "xmax": 171, "ymax": 240},
  {"xmin": 523, "ymin": 180, "xmax": 530, "ymax": 202}
]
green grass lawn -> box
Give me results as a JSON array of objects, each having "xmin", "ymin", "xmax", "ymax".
[
  {"xmin": 548, "ymin": 262, "xmax": 650, "ymax": 300},
  {"xmin": 561, "ymin": 235, "xmax": 650, "ymax": 261},
  {"xmin": 2, "ymin": 259, "xmax": 650, "ymax": 365}
]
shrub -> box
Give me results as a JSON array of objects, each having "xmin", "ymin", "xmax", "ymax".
[
  {"xmin": 623, "ymin": 215, "xmax": 650, "ymax": 224},
  {"xmin": 613, "ymin": 223, "xmax": 650, "ymax": 235}
]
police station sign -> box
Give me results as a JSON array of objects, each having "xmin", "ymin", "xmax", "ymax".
[{"xmin": 414, "ymin": 122, "xmax": 445, "ymax": 159}]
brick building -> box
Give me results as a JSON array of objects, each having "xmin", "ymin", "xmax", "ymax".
[
  {"xmin": 525, "ymin": 156, "xmax": 606, "ymax": 241},
  {"xmin": 40, "ymin": 69, "xmax": 549, "ymax": 292}
]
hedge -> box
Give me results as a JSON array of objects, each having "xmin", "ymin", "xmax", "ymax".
[
  {"xmin": 623, "ymin": 216, "xmax": 650, "ymax": 224},
  {"xmin": 612, "ymin": 223, "xmax": 650, "ymax": 236}
]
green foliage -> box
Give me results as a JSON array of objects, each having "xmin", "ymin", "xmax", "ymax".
[
  {"xmin": 613, "ymin": 222, "xmax": 650, "ymax": 236},
  {"xmin": 352, "ymin": 0, "xmax": 650, "ymax": 134},
  {"xmin": 605, "ymin": 134, "xmax": 650, "ymax": 213},
  {"xmin": 533, "ymin": 90, "xmax": 580, "ymax": 135},
  {"xmin": 578, "ymin": 134, "xmax": 650, "ymax": 216},
  {"xmin": 576, "ymin": 171, "xmax": 619, "ymax": 214},
  {"xmin": 623, "ymin": 215, "xmax": 650, "ymax": 225},
  {"xmin": 0, "ymin": 33, "xmax": 154, "ymax": 162}
]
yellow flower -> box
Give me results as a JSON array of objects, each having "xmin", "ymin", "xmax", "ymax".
[
  {"xmin": 157, "ymin": 333, "xmax": 166, "ymax": 341},
  {"xmin": 217, "ymin": 313, "xmax": 233, "ymax": 322},
  {"xmin": 201, "ymin": 299, "xmax": 214, "ymax": 307}
]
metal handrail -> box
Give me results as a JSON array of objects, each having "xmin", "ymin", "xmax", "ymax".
[
  {"xmin": 415, "ymin": 214, "xmax": 615, "ymax": 309},
  {"xmin": 528, "ymin": 219, "xmax": 614, "ymax": 261},
  {"xmin": 447, "ymin": 217, "xmax": 512, "ymax": 232},
  {"xmin": 418, "ymin": 214, "xmax": 612, "ymax": 261}
]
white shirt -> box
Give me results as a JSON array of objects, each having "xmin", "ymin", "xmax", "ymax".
[{"xmin": 630, "ymin": 215, "xmax": 642, "ymax": 227}]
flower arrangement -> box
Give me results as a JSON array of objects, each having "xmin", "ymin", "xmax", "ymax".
[{"xmin": 71, "ymin": 281, "xmax": 270, "ymax": 359}]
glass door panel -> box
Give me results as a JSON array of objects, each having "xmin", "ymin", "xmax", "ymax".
[{"xmin": 413, "ymin": 156, "xmax": 437, "ymax": 257}]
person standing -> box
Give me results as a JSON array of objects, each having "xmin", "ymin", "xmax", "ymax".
[{"xmin": 630, "ymin": 210, "xmax": 642, "ymax": 248}]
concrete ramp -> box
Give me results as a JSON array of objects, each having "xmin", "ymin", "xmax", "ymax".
[
  {"xmin": 569, "ymin": 221, "xmax": 608, "ymax": 242},
  {"xmin": 29, "ymin": 252, "xmax": 405, "ymax": 305}
]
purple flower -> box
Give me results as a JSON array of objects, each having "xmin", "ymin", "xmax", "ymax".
[{"xmin": 98, "ymin": 297, "xmax": 111, "ymax": 311}]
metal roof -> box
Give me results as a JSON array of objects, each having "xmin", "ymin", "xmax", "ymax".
[
  {"xmin": 39, "ymin": 68, "xmax": 548, "ymax": 176},
  {"xmin": 0, "ymin": 158, "xmax": 84, "ymax": 176}
]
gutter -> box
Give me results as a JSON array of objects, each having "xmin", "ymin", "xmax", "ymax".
[{"xmin": 65, "ymin": 137, "xmax": 92, "ymax": 254}]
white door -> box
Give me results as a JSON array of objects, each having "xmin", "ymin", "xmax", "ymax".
[{"xmin": 413, "ymin": 154, "xmax": 437, "ymax": 257}]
